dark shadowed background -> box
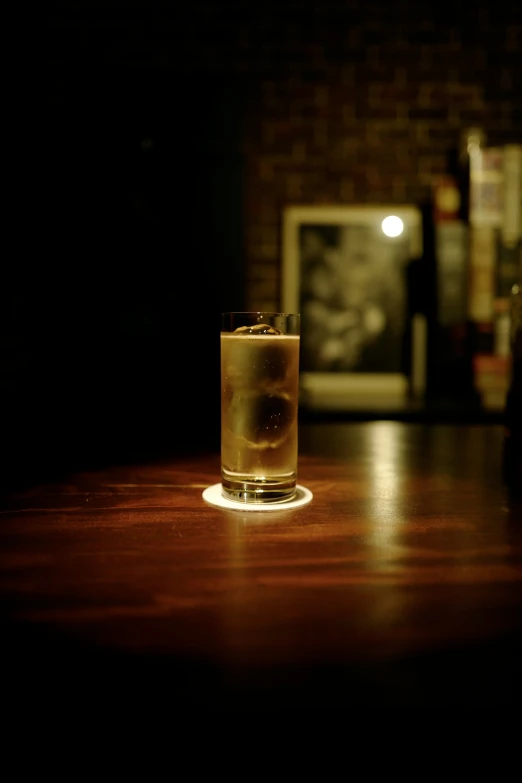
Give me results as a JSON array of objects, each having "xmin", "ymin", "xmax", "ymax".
[{"xmin": 2, "ymin": 0, "xmax": 521, "ymax": 491}]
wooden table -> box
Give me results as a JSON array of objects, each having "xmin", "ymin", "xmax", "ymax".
[{"xmin": 1, "ymin": 422, "xmax": 521, "ymax": 711}]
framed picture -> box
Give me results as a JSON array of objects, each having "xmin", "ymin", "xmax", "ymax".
[{"xmin": 282, "ymin": 204, "xmax": 424, "ymax": 410}]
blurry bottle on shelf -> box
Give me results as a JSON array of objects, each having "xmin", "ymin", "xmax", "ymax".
[
  {"xmin": 469, "ymin": 143, "xmax": 503, "ymax": 228},
  {"xmin": 467, "ymin": 136, "xmax": 501, "ymax": 345},
  {"xmin": 497, "ymin": 144, "xmax": 522, "ymax": 301},
  {"xmin": 430, "ymin": 133, "xmax": 482, "ymax": 409},
  {"xmin": 411, "ymin": 199, "xmax": 437, "ymax": 405},
  {"xmin": 502, "ymin": 283, "xmax": 522, "ymax": 493},
  {"xmin": 458, "ymin": 126, "xmax": 487, "ymax": 224},
  {"xmin": 431, "ymin": 175, "xmax": 475, "ymax": 404}
]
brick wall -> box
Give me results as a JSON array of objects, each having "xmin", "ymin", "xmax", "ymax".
[
  {"xmin": 41, "ymin": 0, "xmax": 522, "ymax": 316},
  {"xmin": 239, "ymin": 0, "xmax": 522, "ymax": 310},
  {"xmin": 43, "ymin": 2, "xmax": 521, "ymax": 314}
]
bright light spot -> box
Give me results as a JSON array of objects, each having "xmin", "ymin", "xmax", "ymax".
[{"xmin": 381, "ymin": 215, "xmax": 404, "ymax": 237}]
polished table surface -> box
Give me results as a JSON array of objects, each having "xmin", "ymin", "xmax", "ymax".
[{"xmin": 1, "ymin": 421, "xmax": 521, "ymax": 710}]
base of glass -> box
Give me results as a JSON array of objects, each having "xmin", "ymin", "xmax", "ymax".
[
  {"xmin": 203, "ymin": 483, "xmax": 313, "ymax": 511},
  {"xmin": 221, "ymin": 475, "xmax": 297, "ymax": 504}
]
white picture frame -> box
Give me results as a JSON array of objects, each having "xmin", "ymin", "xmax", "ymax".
[{"xmin": 282, "ymin": 204, "xmax": 424, "ymax": 410}]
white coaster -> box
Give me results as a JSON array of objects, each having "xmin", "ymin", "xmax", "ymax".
[{"xmin": 202, "ymin": 483, "xmax": 313, "ymax": 511}]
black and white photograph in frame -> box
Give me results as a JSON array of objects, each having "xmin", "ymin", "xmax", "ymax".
[{"xmin": 282, "ymin": 205, "xmax": 423, "ymax": 409}]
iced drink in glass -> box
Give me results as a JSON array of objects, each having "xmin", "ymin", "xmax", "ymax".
[{"xmin": 221, "ymin": 312, "xmax": 300, "ymax": 503}]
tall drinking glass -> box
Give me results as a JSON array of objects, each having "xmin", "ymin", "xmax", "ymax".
[{"xmin": 221, "ymin": 312, "xmax": 300, "ymax": 503}]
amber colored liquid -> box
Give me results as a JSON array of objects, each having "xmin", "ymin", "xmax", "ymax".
[{"xmin": 220, "ymin": 332, "xmax": 300, "ymax": 502}]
